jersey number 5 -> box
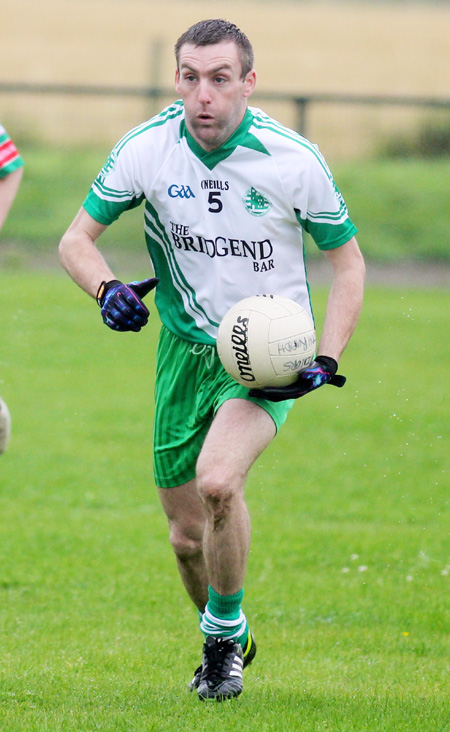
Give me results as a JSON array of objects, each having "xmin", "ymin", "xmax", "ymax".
[{"xmin": 208, "ymin": 192, "xmax": 223, "ymax": 213}]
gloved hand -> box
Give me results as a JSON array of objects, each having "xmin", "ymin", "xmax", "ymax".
[
  {"xmin": 96, "ymin": 277, "xmax": 159, "ymax": 332},
  {"xmin": 249, "ymin": 356, "xmax": 346, "ymax": 402}
]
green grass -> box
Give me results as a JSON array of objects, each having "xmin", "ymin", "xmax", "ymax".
[
  {"xmin": 1, "ymin": 144, "xmax": 450, "ymax": 264},
  {"xmin": 335, "ymin": 158, "xmax": 450, "ymax": 262},
  {"xmin": 0, "ymin": 273, "xmax": 449, "ymax": 731}
]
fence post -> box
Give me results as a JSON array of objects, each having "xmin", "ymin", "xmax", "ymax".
[
  {"xmin": 294, "ymin": 97, "xmax": 308, "ymax": 135},
  {"xmin": 149, "ymin": 39, "xmax": 163, "ymax": 117}
]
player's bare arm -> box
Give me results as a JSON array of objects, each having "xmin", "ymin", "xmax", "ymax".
[
  {"xmin": 60, "ymin": 207, "xmax": 158, "ymax": 333},
  {"xmin": 317, "ymin": 236, "xmax": 365, "ymax": 361},
  {"xmin": 249, "ymin": 237, "xmax": 364, "ymax": 402},
  {"xmin": 0, "ymin": 166, "xmax": 23, "ymax": 230},
  {"xmin": 59, "ymin": 207, "xmax": 115, "ymax": 298}
]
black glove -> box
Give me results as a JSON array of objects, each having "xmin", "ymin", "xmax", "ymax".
[
  {"xmin": 96, "ymin": 277, "xmax": 159, "ymax": 332},
  {"xmin": 249, "ymin": 356, "xmax": 346, "ymax": 402}
]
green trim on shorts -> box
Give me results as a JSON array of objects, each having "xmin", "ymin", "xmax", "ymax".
[{"xmin": 153, "ymin": 326, "xmax": 294, "ymax": 488}]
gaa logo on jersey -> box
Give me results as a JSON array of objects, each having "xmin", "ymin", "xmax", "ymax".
[
  {"xmin": 168, "ymin": 184, "xmax": 196, "ymax": 199},
  {"xmin": 243, "ymin": 187, "xmax": 272, "ymax": 217}
]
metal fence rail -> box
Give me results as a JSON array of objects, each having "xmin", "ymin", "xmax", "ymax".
[{"xmin": 1, "ymin": 81, "xmax": 449, "ymax": 137}]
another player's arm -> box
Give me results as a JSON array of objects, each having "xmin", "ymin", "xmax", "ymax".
[
  {"xmin": 0, "ymin": 167, "xmax": 23, "ymax": 231},
  {"xmin": 317, "ymin": 235, "xmax": 365, "ymax": 361},
  {"xmin": 59, "ymin": 206, "xmax": 115, "ymax": 298}
]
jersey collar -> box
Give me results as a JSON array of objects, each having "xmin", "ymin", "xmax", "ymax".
[{"xmin": 180, "ymin": 108, "xmax": 269, "ymax": 170}]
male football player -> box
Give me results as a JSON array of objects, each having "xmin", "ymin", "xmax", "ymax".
[{"xmin": 59, "ymin": 19, "xmax": 365, "ymax": 701}]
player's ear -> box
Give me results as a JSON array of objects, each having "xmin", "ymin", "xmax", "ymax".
[
  {"xmin": 175, "ymin": 68, "xmax": 181, "ymax": 92},
  {"xmin": 243, "ymin": 69, "xmax": 257, "ymax": 99}
]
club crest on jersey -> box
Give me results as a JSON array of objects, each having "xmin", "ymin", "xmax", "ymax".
[
  {"xmin": 168, "ymin": 184, "xmax": 196, "ymax": 199},
  {"xmin": 243, "ymin": 187, "xmax": 272, "ymax": 217}
]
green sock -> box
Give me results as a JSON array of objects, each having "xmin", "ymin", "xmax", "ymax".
[
  {"xmin": 200, "ymin": 585, "xmax": 249, "ymax": 649},
  {"xmin": 208, "ymin": 585, "xmax": 243, "ymax": 618}
]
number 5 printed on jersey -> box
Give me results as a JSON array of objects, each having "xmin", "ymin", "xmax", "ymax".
[{"xmin": 208, "ymin": 191, "xmax": 223, "ymax": 213}]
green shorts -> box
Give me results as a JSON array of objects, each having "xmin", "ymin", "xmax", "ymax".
[{"xmin": 153, "ymin": 326, "xmax": 294, "ymax": 488}]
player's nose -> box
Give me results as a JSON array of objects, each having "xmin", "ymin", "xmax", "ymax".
[{"xmin": 197, "ymin": 79, "xmax": 212, "ymax": 104}]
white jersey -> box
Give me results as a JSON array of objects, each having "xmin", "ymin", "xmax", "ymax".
[{"xmin": 84, "ymin": 102, "xmax": 357, "ymax": 344}]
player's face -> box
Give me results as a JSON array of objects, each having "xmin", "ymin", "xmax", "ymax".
[{"xmin": 175, "ymin": 41, "xmax": 256, "ymax": 152}]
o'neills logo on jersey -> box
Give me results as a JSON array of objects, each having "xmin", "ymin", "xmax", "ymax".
[
  {"xmin": 231, "ymin": 316, "xmax": 255, "ymax": 384},
  {"xmin": 201, "ymin": 179, "xmax": 229, "ymax": 191}
]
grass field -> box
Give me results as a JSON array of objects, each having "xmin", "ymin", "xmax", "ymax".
[{"xmin": 0, "ymin": 274, "xmax": 448, "ymax": 731}]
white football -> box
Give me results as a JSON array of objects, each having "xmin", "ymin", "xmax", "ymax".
[
  {"xmin": 217, "ymin": 294, "xmax": 316, "ymax": 389},
  {"xmin": 0, "ymin": 396, "xmax": 11, "ymax": 454}
]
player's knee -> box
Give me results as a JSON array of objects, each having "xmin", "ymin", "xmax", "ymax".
[
  {"xmin": 195, "ymin": 469, "xmax": 240, "ymax": 521},
  {"xmin": 169, "ymin": 523, "xmax": 203, "ymax": 563}
]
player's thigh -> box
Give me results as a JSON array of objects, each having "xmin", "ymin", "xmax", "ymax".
[{"xmin": 196, "ymin": 398, "xmax": 276, "ymax": 484}]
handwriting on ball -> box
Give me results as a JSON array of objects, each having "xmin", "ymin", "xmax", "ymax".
[
  {"xmin": 277, "ymin": 333, "xmax": 316, "ymax": 354},
  {"xmin": 283, "ymin": 356, "xmax": 314, "ymax": 373}
]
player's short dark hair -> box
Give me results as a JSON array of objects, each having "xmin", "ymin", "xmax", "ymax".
[{"xmin": 175, "ymin": 19, "xmax": 254, "ymax": 79}]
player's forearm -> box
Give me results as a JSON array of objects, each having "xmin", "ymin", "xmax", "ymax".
[
  {"xmin": 318, "ymin": 248, "xmax": 365, "ymax": 362},
  {"xmin": 59, "ymin": 207, "xmax": 116, "ymax": 298},
  {"xmin": 59, "ymin": 230, "xmax": 116, "ymax": 299},
  {"xmin": 0, "ymin": 167, "xmax": 23, "ymax": 231},
  {"xmin": 318, "ymin": 276, "xmax": 364, "ymax": 360}
]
